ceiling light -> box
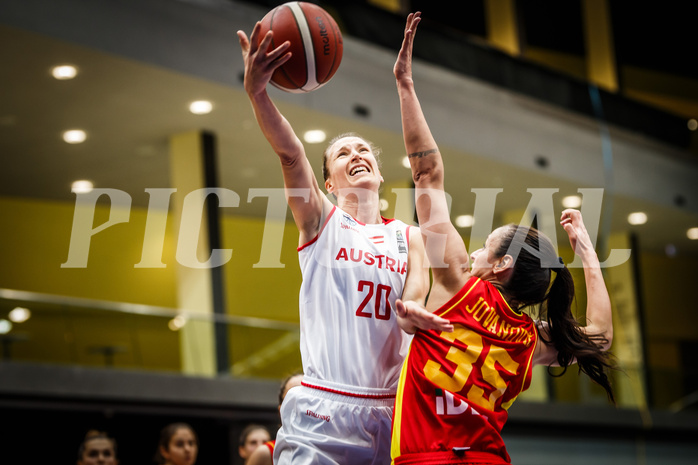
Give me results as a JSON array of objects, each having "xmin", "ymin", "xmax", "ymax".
[
  {"xmin": 303, "ymin": 129, "xmax": 326, "ymax": 144},
  {"xmin": 71, "ymin": 180, "xmax": 94, "ymax": 194},
  {"xmin": 189, "ymin": 100, "xmax": 213, "ymax": 115},
  {"xmin": 402, "ymin": 156, "xmax": 411, "ymax": 169},
  {"xmin": 687, "ymin": 227, "xmax": 698, "ymax": 240},
  {"xmin": 63, "ymin": 129, "xmax": 87, "ymax": 144},
  {"xmin": 627, "ymin": 212, "xmax": 647, "ymax": 225},
  {"xmin": 379, "ymin": 198, "xmax": 389, "ymax": 211},
  {"xmin": 0, "ymin": 319, "xmax": 12, "ymax": 335},
  {"xmin": 51, "ymin": 65, "xmax": 78, "ymax": 80},
  {"xmin": 688, "ymin": 119, "xmax": 698, "ymax": 131},
  {"xmin": 455, "ymin": 215, "xmax": 474, "ymax": 228},
  {"xmin": 561, "ymin": 195, "xmax": 582, "ymax": 209},
  {"xmin": 8, "ymin": 307, "xmax": 31, "ymax": 323},
  {"xmin": 168, "ymin": 315, "xmax": 187, "ymax": 331}
]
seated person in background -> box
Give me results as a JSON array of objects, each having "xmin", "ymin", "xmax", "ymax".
[
  {"xmin": 238, "ymin": 423, "xmax": 271, "ymax": 465},
  {"xmin": 154, "ymin": 422, "xmax": 198, "ymax": 465},
  {"xmin": 77, "ymin": 430, "xmax": 118, "ymax": 465}
]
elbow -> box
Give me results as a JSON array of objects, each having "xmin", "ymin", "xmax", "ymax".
[
  {"xmin": 277, "ymin": 145, "xmax": 304, "ymax": 167},
  {"xmin": 603, "ymin": 326, "xmax": 613, "ymax": 351},
  {"xmin": 593, "ymin": 323, "xmax": 613, "ymax": 352},
  {"xmin": 412, "ymin": 165, "xmax": 444, "ymax": 188}
]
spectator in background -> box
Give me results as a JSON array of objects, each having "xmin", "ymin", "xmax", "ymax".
[
  {"xmin": 77, "ymin": 430, "xmax": 119, "ymax": 465},
  {"xmin": 238, "ymin": 424, "xmax": 271, "ymax": 464},
  {"xmin": 154, "ymin": 422, "xmax": 198, "ymax": 465}
]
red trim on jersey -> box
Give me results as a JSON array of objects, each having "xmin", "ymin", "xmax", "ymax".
[
  {"xmin": 436, "ymin": 277, "xmax": 524, "ymax": 321},
  {"xmin": 301, "ymin": 381, "xmax": 396, "ymax": 399},
  {"xmin": 297, "ymin": 206, "xmax": 337, "ymax": 251},
  {"xmin": 436, "ymin": 277, "xmax": 480, "ymax": 319}
]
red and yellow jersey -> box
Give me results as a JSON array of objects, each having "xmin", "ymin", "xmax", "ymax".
[
  {"xmin": 391, "ymin": 277, "xmax": 538, "ymax": 464},
  {"xmin": 264, "ymin": 440, "xmax": 275, "ymax": 459}
]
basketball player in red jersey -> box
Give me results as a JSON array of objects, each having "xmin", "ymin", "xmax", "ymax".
[
  {"xmin": 237, "ymin": 20, "xmax": 450, "ymax": 465},
  {"xmin": 390, "ymin": 13, "xmax": 615, "ymax": 464}
]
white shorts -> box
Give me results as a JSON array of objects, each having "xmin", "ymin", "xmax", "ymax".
[{"xmin": 273, "ymin": 378, "xmax": 396, "ymax": 465}]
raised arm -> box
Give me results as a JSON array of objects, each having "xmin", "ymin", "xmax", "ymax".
[
  {"xmin": 394, "ymin": 13, "xmax": 469, "ymax": 302},
  {"xmin": 238, "ymin": 23, "xmax": 330, "ymax": 244},
  {"xmin": 533, "ymin": 209, "xmax": 614, "ymax": 365},
  {"xmin": 561, "ymin": 209, "xmax": 613, "ymax": 346}
]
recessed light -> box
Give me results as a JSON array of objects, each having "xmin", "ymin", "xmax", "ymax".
[
  {"xmin": 168, "ymin": 315, "xmax": 187, "ymax": 331},
  {"xmin": 688, "ymin": 119, "xmax": 698, "ymax": 131},
  {"xmin": 189, "ymin": 100, "xmax": 213, "ymax": 115},
  {"xmin": 8, "ymin": 307, "xmax": 31, "ymax": 323},
  {"xmin": 561, "ymin": 195, "xmax": 582, "ymax": 209},
  {"xmin": 51, "ymin": 65, "xmax": 78, "ymax": 80},
  {"xmin": 303, "ymin": 129, "xmax": 326, "ymax": 144},
  {"xmin": 379, "ymin": 198, "xmax": 389, "ymax": 211},
  {"xmin": 71, "ymin": 180, "xmax": 94, "ymax": 193},
  {"xmin": 627, "ymin": 212, "xmax": 647, "ymax": 225},
  {"xmin": 455, "ymin": 215, "xmax": 474, "ymax": 228},
  {"xmin": 402, "ymin": 156, "xmax": 411, "ymax": 169},
  {"xmin": 63, "ymin": 129, "xmax": 87, "ymax": 144},
  {"xmin": 687, "ymin": 227, "xmax": 698, "ymax": 240},
  {"xmin": 0, "ymin": 319, "xmax": 12, "ymax": 335}
]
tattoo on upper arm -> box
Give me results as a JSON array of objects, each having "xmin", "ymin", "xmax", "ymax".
[{"xmin": 408, "ymin": 148, "xmax": 438, "ymax": 159}]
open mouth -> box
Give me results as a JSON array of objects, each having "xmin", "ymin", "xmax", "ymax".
[{"xmin": 350, "ymin": 165, "xmax": 370, "ymax": 176}]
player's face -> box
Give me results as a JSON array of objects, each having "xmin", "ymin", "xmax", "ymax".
[
  {"xmin": 325, "ymin": 136, "xmax": 383, "ymax": 194},
  {"xmin": 161, "ymin": 427, "xmax": 198, "ymax": 465},
  {"xmin": 469, "ymin": 228, "xmax": 505, "ymax": 280},
  {"xmin": 78, "ymin": 438, "xmax": 118, "ymax": 465}
]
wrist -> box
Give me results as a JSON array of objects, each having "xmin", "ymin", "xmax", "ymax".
[{"xmin": 580, "ymin": 251, "xmax": 600, "ymax": 266}]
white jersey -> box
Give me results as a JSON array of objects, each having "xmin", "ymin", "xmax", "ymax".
[{"xmin": 297, "ymin": 205, "xmax": 413, "ymax": 392}]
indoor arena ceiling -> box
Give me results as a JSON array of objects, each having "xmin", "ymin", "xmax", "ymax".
[{"xmin": 1, "ymin": 0, "xmax": 697, "ymax": 255}]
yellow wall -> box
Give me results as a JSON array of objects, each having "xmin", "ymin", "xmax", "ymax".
[
  {"xmin": 221, "ymin": 216, "xmax": 302, "ymax": 322},
  {"xmin": 0, "ymin": 196, "xmax": 303, "ymax": 315},
  {"xmin": 0, "ymin": 195, "xmax": 304, "ymax": 376},
  {"xmin": 639, "ymin": 251, "xmax": 698, "ymax": 408},
  {"xmin": 0, "ymin": 196, "xmax": 178, "ymax": 306}
]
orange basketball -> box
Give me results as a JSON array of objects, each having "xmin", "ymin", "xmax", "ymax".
[{"xmin": 257, "ymin": 2, "xmax": 343, "ymax": 93}]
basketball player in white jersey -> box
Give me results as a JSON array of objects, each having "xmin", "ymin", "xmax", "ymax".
[{"xmin": 238, "ymin": 22, "xmax": 452, "ymax": 465}]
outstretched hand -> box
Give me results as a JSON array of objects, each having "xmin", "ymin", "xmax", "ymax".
[
  {"xmin": 394, "ymin": 12, "xmax": 421, "ymax": 84},
  {"xmin": 237, "ymin": 22, "xmax": 292, "ymax": 96},
  {"xmin": 560, "ymin": 209, "xmax": 596, "ymax": 260},
  {"xmin": 395, "ymin": 298, "xmax": 453, "ymax": 334}
]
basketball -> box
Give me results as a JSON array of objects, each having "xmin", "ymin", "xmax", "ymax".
[{"xmin": 257, "ymin": 2, "xmax": 343, "ymax": 93}]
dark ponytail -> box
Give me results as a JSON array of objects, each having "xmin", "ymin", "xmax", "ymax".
[
  {"xmin": 543, "ymin": 265, "xmax": 615, "ymax": 403},
  {"xmin": 496, "ymin": 224, "xmax": 615, "ymax": 403}
]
